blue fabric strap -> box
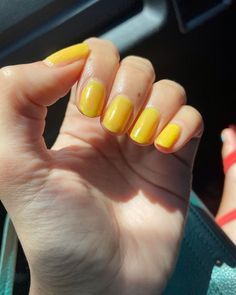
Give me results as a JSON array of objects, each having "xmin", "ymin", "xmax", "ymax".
[
  {"xmin": 207, "ymin": 263, "xmax": 236, "ymax": 295},
  {"xmin": 0, "ymin": 215, "xmax": 18, "ymax": 295}
]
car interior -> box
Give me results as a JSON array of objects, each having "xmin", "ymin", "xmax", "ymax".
[{"xmin": 0, "ymin": 0, "xmax": 235, "ymax": 293}]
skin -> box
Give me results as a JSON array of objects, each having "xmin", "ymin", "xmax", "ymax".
[
  {"xmin": 216, "ymin": 126, "xmax": 236, "ymax": 245},
  {"xmin": 0, "ymin": 38, "xmax": 203, "ymax": 295}
]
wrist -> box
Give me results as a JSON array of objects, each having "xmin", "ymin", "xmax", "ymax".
[{"xmin": 26, "ymin": 245, "xmax": 122, "ymax": 295}]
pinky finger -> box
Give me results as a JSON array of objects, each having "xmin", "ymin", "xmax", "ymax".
[{"xmin": 154, "ymin": 105, "xmax": 203, "ymax": 153}]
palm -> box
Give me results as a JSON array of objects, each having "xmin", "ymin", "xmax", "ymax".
[
  {"xmin": 21, "ymin": 99, "xmax": 197, "ymax": 294},
  {"xmin": 0, "ymin": 42, "xmax": 203, "ymax": 295}
]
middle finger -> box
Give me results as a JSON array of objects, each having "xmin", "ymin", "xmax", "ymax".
[{"xmin": 101, "ymin": 56, "xmax": 155, "ymax": 134}]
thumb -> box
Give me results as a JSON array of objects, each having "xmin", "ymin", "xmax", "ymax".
[
  {"xmin": 0, "ymin": 43, "xmax": 89, "ymax": 208},
  {"xmin": 0, "ymin": 43, "xmax": 89, "ymax": 151}
]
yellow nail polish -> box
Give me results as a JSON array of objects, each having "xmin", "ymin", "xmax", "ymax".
[
  {"xmin": 155, "ymin": 123, "xmax": 181, "ymax": 148},
  {"xmin": 79, "ymin": 80, "xmax": 105, "ymax": 117},
  {"xmin": 45, "ymin": 43, "xmax": 89, "ymax": 65},
  {"xmin": 102, "ymin": 95, "xmax": 133, "ymax": 133},
  {"xmin": 130, "ymin": 107, "xmax": 159, "ymax": 144}
]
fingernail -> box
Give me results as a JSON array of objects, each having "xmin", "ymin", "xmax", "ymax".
[
  {"xmin": 102, "ymin": 95, "xmax": 133, "ymax": 133},
  {"xmin": 44, "ymin": 43, "xmax": 89, "ymax": 66},
  {"xmin": 130, "ymin": 107, "xmax": 159, "ymax": 144},
  {"xmin": 155, "ymin": 123, "xmax": 181, "ymax": 148},
  {"xmin": 79, "ymin": 79, "xmax": 105, "ymax": 117}
]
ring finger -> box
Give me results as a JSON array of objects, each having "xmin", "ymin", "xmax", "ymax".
[{"xmin": 129, "ymin": 79, "xmax": 186, "ymax": 145}]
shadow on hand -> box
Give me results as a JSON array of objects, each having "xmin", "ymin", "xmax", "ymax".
[{"xmin": 50, "ymin": 132, "xmax": 188, "ymax": 215}]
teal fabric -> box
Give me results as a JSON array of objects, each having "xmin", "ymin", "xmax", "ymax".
[
  {"xmin": 207, "ymin": 263, "xmax": 236, "ymax": 295},
  {"xmin": 0, "ymin": 215, "xmax": 18, "ymax": 295},
  {"xmin": 163, "ymin": 192, "xmax": 236, "ymax": 295},
  {"xmin": 191, "ymin": 193, "xmax": 236, "ymax": 294}
]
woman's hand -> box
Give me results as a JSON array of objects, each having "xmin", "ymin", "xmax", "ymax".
[{"xmin": 0, "ymin": 38, "xmax": 203, "ymax": 295}]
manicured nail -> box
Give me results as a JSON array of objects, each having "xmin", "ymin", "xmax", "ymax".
[
  {"xmin": 130, "ymin": 107, "xmax": 159, "ymax": 144},
  {"xmin": 79, "ymin": 80, "xmax": 105, "ymax": 117},
  {"xmin": 102, "ymin": 95, "xmax": 133, "ymax": 133},
  {"xmin": 155, "ymin": 123, "xmax": 181, "ymax": 148},
  {"xmin": 44, "ymin": 43, "xmax": 89, "ymax": 65}
]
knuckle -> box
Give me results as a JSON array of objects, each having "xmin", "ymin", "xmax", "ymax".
[
  {"xmin": 0, "ymin": 66, "xmax": 21, "ymax": 93},
  {"xmin": 0, "ymin": 65, "xmax": 23, "ymax": 84},
  {"xmin": 84, "ymin": 37, "xmax": 120, "ymax": 60},
  {"xmin": 1, "ymin": 65, "xmax": 16, "ymax": 80},
  {"xmin": 102, "ymin": 39, "xmax": 119, "ymax": 54},
  {"xmin": 84, "ymin": 36, "xmax": 97, "ymax": 42},
  {"xmin": 158, "ymin": 79, "xmax": 187, "ymax": 104},
  {"xmin": 184, "ymin": 105, "xmax": 203, "ymax": 121},
  {"xmin": 121, "ymin": 55, "xmax": 155, "ymax": 80},
  {"xmin": 181, "ymin": 105, "xmax": 204, "ymax": 132},
  {"xmin": 0, "ymin": 65, "xmax": 29, "ymax": 107}
]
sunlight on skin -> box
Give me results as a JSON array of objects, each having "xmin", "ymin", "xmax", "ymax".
[{"xmin": 0, "ymin": 38, "xmax": 203, "ymax": 295}]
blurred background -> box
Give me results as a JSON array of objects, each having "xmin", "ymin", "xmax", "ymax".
[{"xmin": 0, "ymin": 0, "xmax": 235, "ymax": 293}]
